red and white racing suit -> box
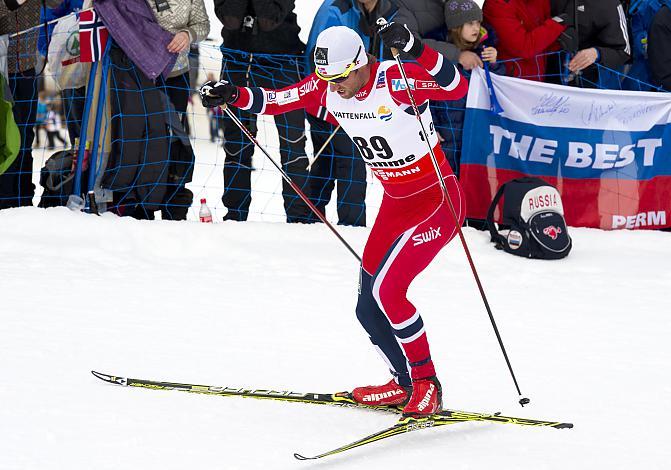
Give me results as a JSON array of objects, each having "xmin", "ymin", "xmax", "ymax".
[{"xmin": 231, "ymin": 44, "xmax": 468, "ymax": 383}]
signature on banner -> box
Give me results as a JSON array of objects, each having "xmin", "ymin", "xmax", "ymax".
[
  {"xmin": 531, "ymin": 93, "xmax": 571, "ymax": 116},
  {"xmin": 582, "ymin": 100, "xmax": 616, "ymax": 125},
  {"xmin": 616, "ymin": 103, "xmax": 655, "ymax": 125}
]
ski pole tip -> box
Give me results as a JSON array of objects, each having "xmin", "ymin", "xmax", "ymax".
[{"xmin": 519, "ymin": 397, "xmax": 531, "ymax": 407}]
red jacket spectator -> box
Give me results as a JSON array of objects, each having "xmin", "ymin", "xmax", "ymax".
[{"xmin": 483, "ymin": 0, "xmax": 566, "ymax": 80}]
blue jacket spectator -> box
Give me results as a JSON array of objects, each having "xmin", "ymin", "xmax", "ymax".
[
  {"xmin": 303, "ymin": 0, "xmax": 398, "ymax": 227},
  {"xmin": 625, "ymin": 0, "xmax": 671, "ymax": 90},
  {"xmin": 305, "ymin": 0, "xmax": 398, "ymax": 72},
  {"xmin": 38, "ymin": 0, "xmax": 83, "ymax": 56}
]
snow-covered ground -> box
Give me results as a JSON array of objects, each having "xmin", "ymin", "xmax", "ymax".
[
  {"xmin": 4, "ymin": 1, "xmax": 671, "ymax": 468},
  {"xmin": 1, "ymin": 207, "xmax": 670, "ymax": 469}
]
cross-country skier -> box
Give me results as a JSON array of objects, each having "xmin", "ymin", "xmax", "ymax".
[{"xmin": 199, "ymin": 22, "xmax": 468, "ymax": 417}]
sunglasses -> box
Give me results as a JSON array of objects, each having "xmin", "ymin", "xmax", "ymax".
[{"xmin": 315, "ymin": 46, "xmax": 362, "ymax": 83}]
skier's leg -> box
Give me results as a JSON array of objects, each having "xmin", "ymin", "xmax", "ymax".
[
  {"xmin": 355, "ymin": 267, "xmax": 411, "ymax": 387},
  {"xmin": 374, "ymin": 179, "xmax": 464, "ymax": 416},
  {"xmin": 372, "ymin": 181, "xmax": 464, "ymax": 381}
]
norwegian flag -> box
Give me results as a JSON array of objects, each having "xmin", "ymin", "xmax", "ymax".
[{"xmin": 79, "ymin": 9, "xmax": 109, "ymax": 63}]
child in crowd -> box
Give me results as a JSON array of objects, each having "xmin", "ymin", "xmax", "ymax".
[
  {"xmin": 431, "ymin": 0, "xmax": 505, "ymax": 179},
  {"xmin": 45, "ymin": 104, "xmax": 67, "ymax": 150},
  {"xmin": 34, "ymin": 91, "xmax": 48, "ymax": 147}
]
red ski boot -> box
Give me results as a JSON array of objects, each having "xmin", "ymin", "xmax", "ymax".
[
  {"xmin": 402, "ymin": 376, "xmax": 442, "ymax": 417},
  {"xmin": 351, "ymin": 379, "xmax": 411, "ymax": 407}
]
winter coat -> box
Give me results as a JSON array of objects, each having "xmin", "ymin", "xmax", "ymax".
[
  {"xmin": 102, "ymin": 44, "xmax": 194, "ymax": 212},
  {"xmin": 0, "ymin": 73, "xmax": 19, "ymax": 176},
  {"xmin": 305, "ymin": 0, "xmax": 399, "ymax": 72},
  {"xmin": 37, "ymin": 0, "xmax": 84, "ymax": 57},
  {"xmin": 95, "ymin": 0, "xmax": 178, "ymax": 80},
  {"xmin": 483, "ymin": 0, "xmax": 565, "ymax": 80},
  {"xmin": 550, "ymin": 0, "xmax": 631, "ymax": 76},
  {"xmin": 394, "ymin": 0, "xmax": 460, "ymax": 61},
  {"xmin": 147, "ymin": 0, "xmax": 210, "ymax": 77},
  {"xmin": 648, "ymin": 5, "xmax": 671, "ymax": 90},
  {"xmin": 214, "ymin": 0, "xmax": 304, "ymax": 54},
  {"xmin": 0, "ymin": 0, "xmax": 62, "ymax": 73}
]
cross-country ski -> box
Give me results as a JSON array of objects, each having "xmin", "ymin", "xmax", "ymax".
[{"xmin": 3, "ymin": 0, "xmax": 671, "ymax": 469}]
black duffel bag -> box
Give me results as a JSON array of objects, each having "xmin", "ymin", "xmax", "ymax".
[{"xmin": 487, "ymin": 177, "xmax": 572, "ymax": 260}]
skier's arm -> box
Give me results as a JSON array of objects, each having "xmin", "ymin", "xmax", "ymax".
[
  {"xmin": 199, "ymin": 76, "xmax": 338, "ymax": 125},
  {"xmin": 377, "ymin": 22, "xmax": 468, "ymax": 103}
]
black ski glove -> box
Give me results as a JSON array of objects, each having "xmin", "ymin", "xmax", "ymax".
[
  {"xmin": 199, "ymin": 80, "xmax": 239, "ymax": 108},
  {"xmin": 376, "ymin": 21, "xmax": 423, "ymax": 58}
]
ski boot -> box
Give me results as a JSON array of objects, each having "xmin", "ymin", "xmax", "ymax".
[
  {"xmin": 351, "ymin": 378, "xmax": 411, "ymax": 407},
  {"xmin": 402, "ymin": 376, "xmax": 442, "ymax": 417}
]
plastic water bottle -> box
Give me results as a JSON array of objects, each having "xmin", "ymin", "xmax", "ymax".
[{"xmin": 199, "ymin": 198, "xmax": 213, "ymax": 223}]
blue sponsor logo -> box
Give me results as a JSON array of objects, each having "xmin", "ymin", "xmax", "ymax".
[
  {"xmin": 376, "ymin": 71, "xmax": 386, "ymax": 88},
  {"xmin": 391, "ymin": 78, "xmax": 414, "ymax": 92}
]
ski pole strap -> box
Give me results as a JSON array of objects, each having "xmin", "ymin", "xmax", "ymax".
[{"xmin": 486, "ymin": 181, "xmax": 508, "ymax": 247}]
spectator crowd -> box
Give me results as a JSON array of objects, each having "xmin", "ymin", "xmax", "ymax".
[{"xmin": 0, "ymin": 0, "xmax": 668, "ymax": 225}]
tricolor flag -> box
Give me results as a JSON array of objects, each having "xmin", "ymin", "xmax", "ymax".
[
  {"xmin": 79, "ymin": 9, "xmax": 109, "ymax": 63},
  {"xmin": 460, "ymin": 67, "xmax": 671, "ymax": 230}
]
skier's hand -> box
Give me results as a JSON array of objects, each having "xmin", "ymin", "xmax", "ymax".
[
  {"xmin": 376, "ymin": 21, "xmax": 422, "ymax": 58},
  {"xmin": 199, "ymin": 80, "xmax": 239, "ymax": 108}
]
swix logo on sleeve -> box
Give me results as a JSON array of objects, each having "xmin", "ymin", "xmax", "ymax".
[
  {"xmin": 299, "ymin": 77, "xmax": 319, "ymax": 96},
  {"xmin": 542, "ymin": 225, "xmax": 562, "ymax": 240},
  {"xmin": 412, "ymin": 227, "xmax": 442, "ymax": 246}
]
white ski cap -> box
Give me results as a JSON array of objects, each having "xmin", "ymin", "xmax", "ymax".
[{"xmin": 313, "ymin": 26, "xmax": 366, "ymax": 78}]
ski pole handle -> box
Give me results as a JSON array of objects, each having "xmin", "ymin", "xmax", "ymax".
[{"xmin": 376, "ymin": 17, "xmax": 401, "ymax": 59}]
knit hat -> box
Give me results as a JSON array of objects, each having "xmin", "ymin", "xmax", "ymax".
[{"xmin": 444, "ymin": 0, "xmax": 483, "ymax": 30}]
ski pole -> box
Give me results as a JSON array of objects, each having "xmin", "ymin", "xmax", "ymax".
[
  {"xmin": 307, "ymin": 125, "xmax": 341, "ymax": 171},
  {"xmin": 222, "ymin": 106, "xmax": 361, "ymax": 263},
  {"xmin": 377, "ymin": 18, "xmax": 530, "ymax": 407}
]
